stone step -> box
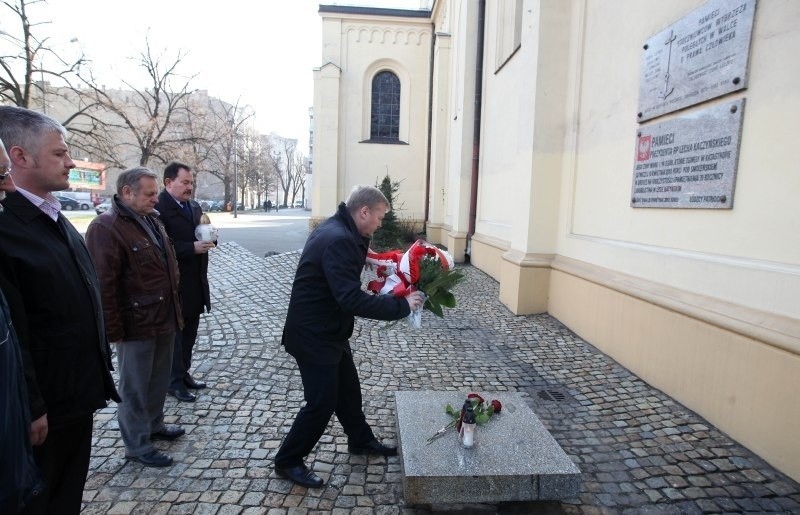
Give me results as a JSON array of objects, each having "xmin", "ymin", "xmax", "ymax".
[{"xmin": 395, "ymin": 390, "xmax": 581, "ymax": 505}]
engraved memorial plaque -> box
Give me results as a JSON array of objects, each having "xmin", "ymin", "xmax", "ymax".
[
  {"xmin": 637, "ymin": 0, "xmax": 755, "ymax": 121},
  {"xmin": 631, "ymin": 98, "xmax": 744, "ymax": 209}
]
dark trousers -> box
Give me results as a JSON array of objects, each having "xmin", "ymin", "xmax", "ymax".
[
  {"xmin": 274, "ymin": 348, "xmax": 375, "ymax": 468},
  {"xmin": 170, "ymin": 314, "xmax": 200, "ymax": 390},
  {"xmin": 22, "ymin": 414, "xmax": 93, "ymax": 515}
]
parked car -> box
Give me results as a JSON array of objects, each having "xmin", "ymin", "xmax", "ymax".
[
  {"xmin": 57, "ymin": 192, "xmax": 92, "ymax": 210},
  {"xmin": 294, "ymin": 199, "xmax": 304, "ymax": 208},
  {"xmin": 55, "ymin": 195, "xmax": 81, "ymax": 211},
  {"xmin": 95, "ymin": 199, "xmax": 112, "ymax": 215},
  {"xmin": 209, "ymin": 200, "xmax": 225, "ymax": 212}
]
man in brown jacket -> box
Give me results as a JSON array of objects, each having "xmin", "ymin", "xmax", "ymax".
[{"xmin": 86, "ymin": 168, "xmax": 184, "ymax": 468}]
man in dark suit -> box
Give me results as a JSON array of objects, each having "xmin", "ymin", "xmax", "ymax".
[
  {"xmin": 273, "ymin": 185, "xmax": 425, "ymax": 488},
  {"xmin": 0, "ymin": 106, "xmax": 119, "ymax": 514},
  {"xmin": 155, "ymin": 162, "xmax": 214, "ymax": 403}
]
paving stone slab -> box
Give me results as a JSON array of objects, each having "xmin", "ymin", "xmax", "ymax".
[{"xmin": 395, "ymin": 391, "xmax": 581, "ymax": 505}]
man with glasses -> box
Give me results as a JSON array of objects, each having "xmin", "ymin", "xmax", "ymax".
[{"xmin": 0, "ymin": 106, "xmax": 119, "ymax": 514}]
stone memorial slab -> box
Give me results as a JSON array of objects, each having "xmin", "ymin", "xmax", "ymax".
[
  {"xmin": 637, "ymin": 0, "xmax": 755, "ymax": 121},
  {"xmin": 395, "ymin": 391, "xmax": 581, "ymax": 505},
  {"xmin": 631, "ymin": 98, "xmax": 744, "ymax": 209}
]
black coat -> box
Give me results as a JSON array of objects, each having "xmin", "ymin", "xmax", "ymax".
[
  {"xmin": 0, "ymin": 192, "xmax": 119, "ymax": 428},
  {"xmin": 281, "ymin": 202, "xmax": 411, "ymax": 364},
  {"xmin": 0, "ymin": 279, "xmax": 44, "ymax": 513},
  {"xmin": 155, "ymin": 191, "xmax": 210, "ymax": 318}
]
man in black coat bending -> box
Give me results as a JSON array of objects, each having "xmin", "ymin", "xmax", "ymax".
[
  {"xmin": 273, "ymin": 185, "xmax": 425, "ymax": 488},
  {"xmin": 155, "ymin": 162, "xmax": 215, "ymax": 403}
]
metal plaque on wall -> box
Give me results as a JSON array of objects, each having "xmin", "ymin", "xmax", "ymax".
[
  {"xmin": 637, "ymin": 0, "xmax": 755, "ymax": 122},
  {"xmin": 631, "ymin": 98, "xmax": 744, "ymax": 209}
]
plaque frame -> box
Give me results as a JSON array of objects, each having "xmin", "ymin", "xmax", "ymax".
[
  {"xmin": 631, "ymin": 98, "xmax": 745, "ymax": 209},
  {"xmin": 637, "ymin": 0, "xmax": 756, "ymax": 122}
]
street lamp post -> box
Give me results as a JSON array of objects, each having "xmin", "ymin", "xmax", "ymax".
[
  {"xmin": 232, "ymin": 134, "xmax": 238, "ymax": 219},
  {"xmin": 274, "ymin": 154, "xmax": 281, "ymax": 209}
]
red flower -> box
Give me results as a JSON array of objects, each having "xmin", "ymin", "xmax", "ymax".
[
  {"xmin": 467, "ymin": 392, "xmax": 485, "ymax": 405},
  {"xmin": 490, "ymin": 399, "xmax": 502, "ymax": 413}
]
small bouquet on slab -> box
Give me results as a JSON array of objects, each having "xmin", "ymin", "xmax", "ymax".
[
  {"xmin": 366, "ymin": 239, "xmax": 465, "ymax": 328},
  {"xmin": 427, "ymin": 393, "xmax": 502, "ymax": 445}
]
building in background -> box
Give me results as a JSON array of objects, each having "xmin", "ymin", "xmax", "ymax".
[{"xmin": 312, "ymin": 0, "xmax": 800, "ymax": 482}]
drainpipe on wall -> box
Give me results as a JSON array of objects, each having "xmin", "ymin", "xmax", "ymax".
[
  {"xmin": 465, "ymin": 0, "xmax": 485, "ymax": 263},
  {"xmin": 424, "ymin": 23, "xmax": 436, "ymax": 233}
]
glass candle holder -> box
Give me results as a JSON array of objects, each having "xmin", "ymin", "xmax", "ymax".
[{"xmin": 195, "ymin": 223, "xmax": 218, "ymax": 243}]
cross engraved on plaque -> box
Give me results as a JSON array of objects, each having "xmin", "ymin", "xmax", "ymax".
[{"xmin": 662, "ymin": 29, "xmax": 676, "ymax": 100}]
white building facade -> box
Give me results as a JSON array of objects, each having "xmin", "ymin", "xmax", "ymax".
[{"xmin": 312, "ymin": 0, "xmax": 800, "ymax": 482}]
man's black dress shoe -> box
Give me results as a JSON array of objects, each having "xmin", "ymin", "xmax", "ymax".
[
  {"xmin": 184, "ymin": 375, "xmax": 207, "ymax": 389},
  {"xmin": 275, "ymin": 464, "xmax": 324, "ymax": 488},
  {"xmin": 348, "ymin": 439, "xmax": 398, "ymax": 456},
  {"xmin": 126, "ymin": 449, "xmax": 173, "ymax": 468},
  {"xmin": 151, "ymin": 425, "xmax": 186, "ymax": 441},
  {"xmin": 168, "ymin": 388, "xmax": 196, "ymax": 402}
]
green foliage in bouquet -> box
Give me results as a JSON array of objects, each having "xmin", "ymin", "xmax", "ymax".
[{"xmin": 416, "ymin": 256, "xmax": 465, "ymax": 317}]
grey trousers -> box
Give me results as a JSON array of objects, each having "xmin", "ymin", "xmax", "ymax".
[{"xmin": 115, "ymin": 333, "xmax": 174, "ymax": 457}]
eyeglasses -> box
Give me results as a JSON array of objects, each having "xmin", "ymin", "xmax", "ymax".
[{"xmin": 0, "ymin": 164, "xmax": 10, "ymax": 180}]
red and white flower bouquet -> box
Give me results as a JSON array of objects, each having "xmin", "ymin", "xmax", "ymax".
[{"xmin": 366, "ymin": 239, "xmax": 465, "ymax": 328}]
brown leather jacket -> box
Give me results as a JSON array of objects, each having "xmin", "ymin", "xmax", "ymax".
[{"xmin": 85, "ymin": 196, "xmax": 183, "ymax": 342}]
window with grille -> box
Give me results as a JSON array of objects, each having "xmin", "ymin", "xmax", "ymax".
[{"xmin": 370, "ymin": 71, "xmax": 401, "ymax": 141}]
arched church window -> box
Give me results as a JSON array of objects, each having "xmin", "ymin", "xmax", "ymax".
[{"xmin": 370, "ymin": 71, "xmax": 400, "ymax": 141}]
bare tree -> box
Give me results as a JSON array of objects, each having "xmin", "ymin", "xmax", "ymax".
[
  {"xmin": 235, "ymin": 129, "xmax": 273, "ymax": 209},
  {"xmin": 267, "ymin": 136, "xmax": 299, "ymax": 207},
  {"xmin": 1, "ymin": 0, "xmax": 79, "ymax": 106},
  {"xmin": 172, "ymin": 95, "xmax": 253, "ymax": 205},
  {"xmin": 0, "ymin": 0, "xmax": 113, "ymax": 158},
  {"xmin": 289, "ymin": 153, "xmax": 307, "ymax": 206},
  {"xmin": 73, "ymin": 36, "xmax": 199, "ymax": 168}
]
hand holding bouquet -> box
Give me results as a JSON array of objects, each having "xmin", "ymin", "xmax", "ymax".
[{"xmin": 367, "ymin": 239, "xmax": 465, "ymax": 327}]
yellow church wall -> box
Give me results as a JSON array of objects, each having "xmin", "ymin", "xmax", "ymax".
[
  {"xmin": 541, "ymin": 0, "xmax": 800, "ymax": 481},
  {"xmin": 317, "ymin": 0, "xmax": 800, "ymax": 482}
]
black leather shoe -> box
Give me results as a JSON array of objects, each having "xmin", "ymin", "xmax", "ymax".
[
  {"xmin": 275, "ymin": 464, "xmax": 324, "ymax": 488},
  {"xmin": 184, "ymin": 375, "xmax": 207, "ymax": 389},
  {"xmin": 126, "ymin": 449, "xmax": 173, "ymax": 468},
  {"xmin": 168, "ymin": 388, "xmax": 196, "ymax": 402},
  {"xmin": 348, "ymin": 439, "xmax": 398, "ymax": 456},
  {"xmin": 151, "ymin": 425, "xmax": 185, "ymax": 441}
]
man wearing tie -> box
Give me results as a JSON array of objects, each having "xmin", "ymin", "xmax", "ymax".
[{"xmin": 155, "ymin": 162, "xmax": 214, "ymax": 403}]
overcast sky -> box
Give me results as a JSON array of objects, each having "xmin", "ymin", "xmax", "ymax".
[{"xmin": 40, "ymin": 0, "xmax": 427, "ymax": 153}]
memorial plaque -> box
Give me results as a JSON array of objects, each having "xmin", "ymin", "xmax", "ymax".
[
  {"xmin": 631, "ymin": 98, "xmax": 744, "ymax": 209},
  {"xmin": 637, "ymin": 0, "xmax": 755, "ymax": 121}
]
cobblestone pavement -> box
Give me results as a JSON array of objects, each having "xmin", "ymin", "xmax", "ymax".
[{"xmin": 83, "ymin": 242, "xmax": 800, "ymax": 514}]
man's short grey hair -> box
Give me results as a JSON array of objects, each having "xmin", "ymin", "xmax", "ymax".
[
  {"xmin": 0, "ymin": 106, "xmax": 68, "ymax": 157},
  {"xmin": 117, "ymin": 167, "xmax": 158, "ymax": 194},
  {"xmin": 345, "ymin": 185, "xmax": 389, "ymax": 215}
]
